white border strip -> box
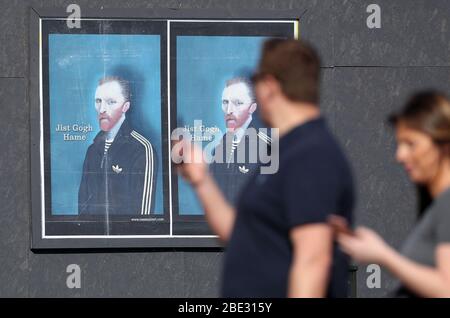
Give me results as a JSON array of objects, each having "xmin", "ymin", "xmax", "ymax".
[
  {"xmin": 39, "ymin": 18, "xmax": 46, "ymax": 239},
  {"xmin": 44, "ymin": 18, "xmax": 297, "ymax": 24},
  {"xmin": 167, "ymin": 20, "xmax": 173, "ymax": 236},
  {"xmin": 169, "ymin": 19, "xmax": 297, "ymax": 23},
  {"xmin": 43, "ymin": 235, "xmax": 218, "ymax": 239}
]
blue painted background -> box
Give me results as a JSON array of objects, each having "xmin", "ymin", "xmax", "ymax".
[
  {"xmin": 49, "ymin": 34, "xmax": 163, "ymax": 215},
  {"xmin": 176, "ymin": 35, "xmax": 268, "ymax": 215}
]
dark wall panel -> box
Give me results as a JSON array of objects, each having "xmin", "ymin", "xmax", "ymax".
[
  {"xmin": 0, "ymin": 78, "xmax": 30, "ymax": 297},
  {"xmin": 334, "ymin": 0, "xmax": 450, "ymax": 66}
]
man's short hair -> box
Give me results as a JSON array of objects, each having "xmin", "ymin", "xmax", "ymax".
[
  {"xmin": 252, "ymin": 39, "xmax": 321, "ymax": 105},
  {"xmin": 225, "ymin": 77, "xmax": 256, "ymax": 103},
  {"xmin": 98, "ymin": 76, "xmax": 131, "ymax": 102}
]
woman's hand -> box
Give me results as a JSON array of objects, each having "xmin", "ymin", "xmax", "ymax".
[{"xmin": 337, "ymin": 227, "xmax": 393, "ymax": 264}]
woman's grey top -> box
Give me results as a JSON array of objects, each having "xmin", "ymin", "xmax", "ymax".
[{"xmin": 392, "ymin": 187, "xmax": 450, "ymax": 297}]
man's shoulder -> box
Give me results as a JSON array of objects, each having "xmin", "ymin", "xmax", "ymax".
[
  {"xmin": 283, "ymin": 130, "xmax": 350, "ymax": 171},
  {"xmin": 128, "ymin": 130, "xmax": 154, "ymax": 153},
  {"xmin": 255, "ymin": 129, "xmax": 271, "ymax": 145},
  {"xmin": 129, "ymin": 129, "xmax": 152, "ymax": 148}
]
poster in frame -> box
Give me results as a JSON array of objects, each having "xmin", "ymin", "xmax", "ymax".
[
  {"xmin": 29, "ymin": 7, "xmax": 299, "ymax": 249},
  {"xmin": 169, "ymin": 20, "xmax": 298, "ymax": 236}
]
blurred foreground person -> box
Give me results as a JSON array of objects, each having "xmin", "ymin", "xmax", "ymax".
[
  {"xmin": 333, "ymin": 91, "xmax": 450, "ymax": 297},
  {"xmin": 177, "ymin": 39, "xmax": 354, "ymax": 297}
]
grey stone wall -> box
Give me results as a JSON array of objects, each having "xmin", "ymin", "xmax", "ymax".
[{"xmin": 1, "ymin": 0, "xmax": 449, "ymax": 297}]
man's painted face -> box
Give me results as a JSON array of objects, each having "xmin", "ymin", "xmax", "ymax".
[
  {"xmin": 94, "ymin": 81, "xmax": 129, "ymax": 132},
  {"xmin": 221, "ymin": 82, "xmax": 257, "ymax": 132}
]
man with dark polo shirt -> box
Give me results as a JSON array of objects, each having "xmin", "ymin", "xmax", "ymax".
[{"xmin": 177, "ymin": 39, "xmax": 354, "ymax": 297}]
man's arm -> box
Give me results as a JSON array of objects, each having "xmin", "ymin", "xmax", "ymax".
[
  {"xmin": 176, "ymin": 141, "xmax": 235, "ymax": 243},
  {"xmin": 288, "ymin": 223, "xmax": 333, "ymax": 297},
  {"xmin": 193, "ymin": 173, "xmax": 236, "ymax": 242}
]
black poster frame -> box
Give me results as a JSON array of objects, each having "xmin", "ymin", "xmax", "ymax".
[{"xmin": 29, "ymin": 7, "xmax": 300, "ymax": 249}]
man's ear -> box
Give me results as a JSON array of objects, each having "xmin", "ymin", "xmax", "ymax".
[
  {"xmin": 122, "ymin": 101, "xmax": 130, "ymax": 113},
  {"xmin": 248, "ymin": 102, "xmax": 257, "ymax": 114},
  {"xmin": 258, "ymin": 75, "xmax": 280, "ymax": 104},
  {"xmin": 265, "ymin": 75, "xmax": 282, "ymax": 96}
]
